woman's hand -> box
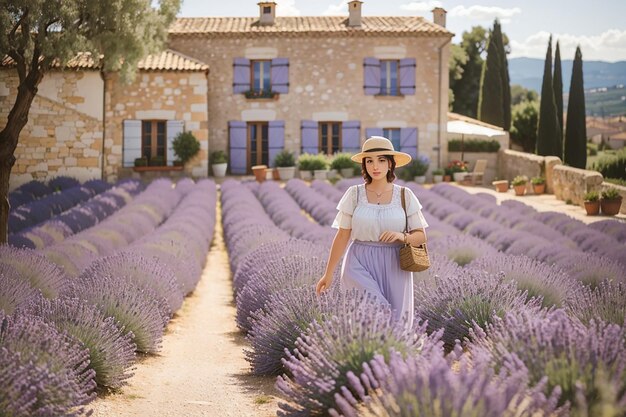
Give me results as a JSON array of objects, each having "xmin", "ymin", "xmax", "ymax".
[
  {"xmin": 316, "ymin": 274, "xmax": 333, "ymax": 295},
  {"xmin": 379, "ymin": 231, "xmax": 405, "ymax": 243}
]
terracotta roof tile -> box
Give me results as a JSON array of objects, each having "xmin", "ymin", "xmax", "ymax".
[{"xmin": 169, "ymin": 16, "xmax": 452, "ymax": 37}]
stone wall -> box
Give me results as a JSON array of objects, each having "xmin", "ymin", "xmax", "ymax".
[
  {"xmin": 496, "ymin": 149, "xmax": 544, "ymax": 183},
  {"xmin": 167, "ymin": 33, "xmax": 450, "ymax": 172},
  {"xmin": 552, "ymin": 165, "xmax": 604, "ymax": 206},
  {"xmin": 447, "ymin": 151, "xmax": 497, "ymax": 184},
  {"xmin": 1, "ymin": 70, "xmax": 104, "ymax": 189},
  {"xmin": 104, "ymin": 71, "xmax": 209, "ymax": 182}
]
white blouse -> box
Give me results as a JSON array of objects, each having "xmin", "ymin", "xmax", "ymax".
[{"xmin": 331, "ymin": 184, "xmax": 429, "ymax": 241}]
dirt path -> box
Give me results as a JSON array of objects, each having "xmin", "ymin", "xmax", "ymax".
[{"xmin": 89, "ymin": 198, "xmax": 280, "ymax": 417}]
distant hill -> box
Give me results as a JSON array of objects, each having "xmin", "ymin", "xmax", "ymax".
[{"xmin": 508, "ymin": 57, "xmax": 626, "ymax": 93}]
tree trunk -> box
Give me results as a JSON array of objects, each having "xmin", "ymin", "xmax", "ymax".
[{"xmin": 0, "ymin": 69, "xmax": 43, "ymax": 243}]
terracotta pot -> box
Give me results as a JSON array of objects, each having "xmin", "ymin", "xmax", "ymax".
[
  {"xmin": 584, "ymin": 200, "xmax": 600, "ymax": 216},
  {"xmin": 600, "ymin": 197, "xmax": 623, "ymax": 216},
  {"xmin": 443, "ymin": 175, "xmax": 452, "ymax": 182},
  {"xmin": 492, "ymin": 180, "xmax": 508, "ymax": 193},
  {"xmin": 513, "ymin": 184, "xmax": 527, "ymax": 196},
  {"xmin": 252, "ymin": 165, "xmax": 267, "ymax": 183},
  {"xmin": 533, "ymin": 183, "xmax": 546, "ymax": 195}
]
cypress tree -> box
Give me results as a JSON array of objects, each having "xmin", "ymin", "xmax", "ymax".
[
  {"xmin": 536, "ymin": 36, "xmax": 563, "ymax": 157},
  {"xmin": 493, "ymin": 21, "xmax": 511, "ymax": 131},
  {"xmin": 564, "ymin": 46, "xmax": 587, "ymax": 169},
  {"xmin": 478, "ymin": 28, "xmax": 504, "ymax": 127},
  {"xmin": 553, "ymin": 41, "xmax": 564, "ymax": 138}
]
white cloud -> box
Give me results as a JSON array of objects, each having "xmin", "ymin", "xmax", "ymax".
[
  {"xmin": 275, "ymin": 0, "xmax": 301, "ymax": 16},
  {"xmin": 322, "ymin": 1, "xmax": 349, "ymax": 16},
  {"xmin": 399, "ymin": 1, "xmax": 443, "ymax": 13},
  {"xmin": 509, "ymin": 29, "xmax": 626, "ymax": 62},
  {"xmin": 449, "ymin": 5, "xmax": 521, "ymax": 23}
]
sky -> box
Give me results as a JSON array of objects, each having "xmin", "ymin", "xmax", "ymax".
[{"xmin": 177, "ymin": 0, "xmax": 626, "ymax": 62}]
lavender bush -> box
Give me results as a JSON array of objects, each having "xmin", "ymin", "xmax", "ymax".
[
  {"xmin": 428, "ymin": 234, "xmax": 498, "ymax": 266},
  {"xmin": 48, "ymin": 175, "xmax": 80, "ymax": 191},
  {"xmin": 276, "ymin": 291, "xmax": 433, "ymax": 417},
  {"xmin": 0, "ymin": 264, "xmax": 40, "ymax": 314},
  {"xmin": 27, "ymin": 296, "xmax": 136, "ymax": 389},
  {"xmin": 555, "ymin": 252, "xmax": 626, "ymax": 288},
  {"xmin": 567, "ymin": 280, "xmax": 626, "ymax": 327},
  {"xmin": 0, "ymin": 310, "xmax": 96, "ymax": 416},
  {"xmin": 0, "ymin": 245, "xmax": 68, "ymax": 298}
]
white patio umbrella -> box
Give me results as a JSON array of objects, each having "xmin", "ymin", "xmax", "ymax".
[{"xmin": 447, "ymin": 120, "xmax": 506, "ymax": 160}]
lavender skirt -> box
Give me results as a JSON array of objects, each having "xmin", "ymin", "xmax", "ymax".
[{"xmin": 340, "ymin": 240, "xmax": 414, "ymax": 328}]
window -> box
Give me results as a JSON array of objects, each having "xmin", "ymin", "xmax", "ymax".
[
  {"xmin": 251, "ymin": 60, "xmax": 271, "ymax": 94},
  {"xmin": 380, "ymin": 60, "xmax": 399, "ymax": 96},
  {"xmin": 142, "ymin": 120, "xmax": 166, "ymax": 165},
  {"xmin": 248, "ymin": 122, "xmax": 269, "ymax": 170},
  {"xmin": 263, "ymin": 6, "xmax": 272, "ymax": 14},
  {"xmin": 383, "ymin": 128, "xmax": 401, "ymax": 151},
  {"xmin": 319, "ymin": 122, "xmax": 342, "ymax": 155}
]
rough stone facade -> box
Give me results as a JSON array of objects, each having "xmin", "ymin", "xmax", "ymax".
[
  {"xmin": 104, "ymin": 71, "xmax": 209, "ymax": 182},
  {"xmin": 167, "ymin": 34, "xmax": 450, "ymax": 171},
  {"xmin": 552, "ymin": 165, "xmax": 604, "ymax": 206},
  {"xmin": 1, "ymin": 70, "xmax": 104, "ymax": 188},
  {"xmin": 497, "ymin": 149, "xmax": 544, "ymax": 183}
]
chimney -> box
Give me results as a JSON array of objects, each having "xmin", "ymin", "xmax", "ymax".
[
  {"xmin": 348, "ymin": 1, "xmax": 363, "ymax": 27},
  {"xmin": 258, "ymin": 2, "xmax": 276, "ymax": 26},
  {"xmin": 432, "ymin": 7, "xmax": 446, "ymax": 28}
]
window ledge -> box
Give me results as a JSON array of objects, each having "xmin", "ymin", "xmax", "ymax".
[
  {"xmin": 133, "ymin": 166, "xmax": 184, "ymax": 172},
  {"xmin": 244, "ymin": 94, "xmax": 280, "ymax": 102},
  {"xmin": 374, "ymin": 94, "xmax": 405, "ymax": 99}
]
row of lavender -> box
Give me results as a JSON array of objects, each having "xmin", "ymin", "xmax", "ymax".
[
  {"xmin": 228, "ymin": 178, "xmax": 625, "ymax": 416},
  {"xmin": 0, "ymin": 178, "xmax": 217, "ymax": 416},
  {"xmin": 8, "ymin": 176, "xmax": 83, "ymax": 209}
]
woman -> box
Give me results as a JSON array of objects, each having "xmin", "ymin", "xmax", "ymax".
[{"xmin": 315, "ymin": 136, "xmax": 428, "ymax": 328}]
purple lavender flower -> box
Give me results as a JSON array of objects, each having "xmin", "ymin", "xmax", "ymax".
[
  {"xmin": 27, "ymin": 296, "xmax": 136, "ymax": 389},
  {"xmin": 48, "ymin": 176, "xmax": 80, "ymax": 191},
  {"xmin": 0, "ymin": 245, "xmax": 68, "ymax": 298},
  {"xmin": 0, "ymin": 264, "xmax": 40, "ymax": 314},
  {"xmin": 276, "ymin": 291, "xmax": 435, "ymax": 417},
  {"xmin": 567, "ymin": 280, "xmax": 626, "ymax": 326},
  {"xmin": 555, "ymin": 252, "xmax": 626, "ymax": 288},
  {"xmin": 429, "ymin": 234, "xmax": 498, "ymax": 266},
  {"xmin": 588, "ymin": 219, "xmax": 626, "ymax": 244},
  {"xmin": 0, "ymin": 310, "xmax": 96, "ymax": 415}
]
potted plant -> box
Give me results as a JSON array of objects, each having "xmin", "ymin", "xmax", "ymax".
[
  {"xmin": 330, "ymin": 153, "xmax": 357, "ymax": 178},
  {"xmin": 583, "ymin": 191, "xmax": 600, "ymax": 216},
  {"xmin": 209, "ymin": 150, "xmax": 228, "ymax": 178},
  {"xmin": 149, "ymin": 155, "xmax": 165, "ymax": 167},
  {"xmin": 252, "ymin": 165, "xmax": 267, "ymax": 182},
  {"xmin": 531, "ymin": 176, "xmax": 546, "ymax": 194},
  {"xmin": 297, "ymin": 153, "xmax": 315, "ymax": 180},
  {"xmin": 447, "ymin": 160, "xmax": 468, "ymax": 183},
  {"xmin": 134, "ymin": 157, "xmax": 148, "ymax": 167},
  {"xmin": 600, "ymin": 187, "xmax": 623, "ymax": 216},
  {"xmin": 432, "ymin": 169, "xmax": 444, "ymax": 183},
  {"xmin": 311, "ymin": 154, "xmax": 329, "ymax": 180},
  {"xmin": 511, "ymin": 175, "xmax": 528, "ymax": 196},
  {"xmin": 397, "ymin": 155, "xmax": 430, "ymax": 184},
  {"xmin": 173, "ymin": 131, "xmax": 201, "ymax": 169},
  {"xmin": 274, "ymin": 150, "xmax": 296, "ymax": 180},
  {"xmin": 492, "ymin": 179, "xmax": 509, "ymax": 193}
]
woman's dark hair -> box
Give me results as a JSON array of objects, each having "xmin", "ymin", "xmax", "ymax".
[{"xmin": 361, "ymin": 155, "xmax": 396, "ymax": 184}]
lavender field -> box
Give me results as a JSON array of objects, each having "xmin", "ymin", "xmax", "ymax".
[{"xmin": 2, "ymin": 176, "xmax": 625, "ymax": 416}]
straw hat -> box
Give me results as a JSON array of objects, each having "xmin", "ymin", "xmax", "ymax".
[{"xmin": 350, "ymin": 136, "xmax": 412, "ymax": 167}]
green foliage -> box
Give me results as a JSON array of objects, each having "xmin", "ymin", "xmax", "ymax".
[
  {"xmin": 564, "ymin": 46, "xmax": 588, "ymax": 169},
  {"xmin": 510, "ymin": 100, "xmax": 539, "ymax": 153},
  {"xmin": 445, "ymin": 160, "xmax": 468, "ymax": 175},
  {"xmin": 587, "ymin": 143, "xmax": 598, "ymax": 156},
  {"xmin": 511, "ymin": 175, "xmax": 528, "ymax": 186},
  {"xmin": 210, "ymin": 150, "xmax": 228, "ymax": 164},
  {"xmin": 584, "ymin": 191, "xmax": 599, "ymax": 202},
  {"xmin": 297, "ymin": 153, "xmax": 328, "ymax": 171},
  {"xmin": 511, "ymin": 84, "xmax": 538, "ymax": 105},
  {"xmin": 448, "ymin": 139, "xmax": 500, "ymax": 152},
  {"xmin": 494, "ymin": 21, "xmax": 511, "ymax": 130},
  {"xmin": 601, "ymin": 188, "xmax": 621, "ymax": 200},
  {"xmin": 134, "ymin": 157, "xmax": 147, "ymax": 167},
  {"xmin": 536, "ymin": 36, "xmax": 563, "ymax": 158},
  {"xmin": 530, "ymin": 176, "xmax": 545, "ymax": 185},
  {"xmin": 273, "ymin": 150, "xmax": 296, "ymax": 167},
  {"xmin": 448, "ymin": 44, "xmax": 468, "ymax": 109},
  {"xmin": 605, "ymin": 178, "xmax": 626, "ymax": 187},
  {"xmin": 398, "ymin": 156, "xmax": 430, "ymax": 180},
  {"xmin": 478, "ymin": 30, "xmax": 504, "ymax": 127},
  {"xmin": 591, "ymin": 149, "xmax": 626, "ymax": 180},
  {"xmin": 172, "ymin": 131, "xmax": 200, "ymax": 165},
  {"xmin": 329, "ymin": 153, "xmax": 357, "ymax": 170},
  {"xmin": 450, "ymin": 26, "xmax": 488, "ymax": 118},
  {"xmin": 149, "ymin": 155, "xmax": 165, "ymax": 167},
  {"xmin": 432, "ymin": 169, "xmax": 445, "ymax": 175},
  {"xmin": 553, "ymin": 41, "xmax": 564, "ymax": 135}
]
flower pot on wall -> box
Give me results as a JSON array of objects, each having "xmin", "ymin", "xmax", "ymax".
[
  {"xmin": 433, "ymin": 175, "xmax": 443, "ymax": 184},
  {"xmin": 313, "ymin": 170, "xmax": 328, "ymax": 180},
  {"xmin": 533, "ymin": 183, "xmax": 546, "ymax": 195},
  {"xmin": 513, "ymin": 185, "xmax": 527, "ymax": 196},
  {"xmin": 212, "ymin": 162, "xmax": 227, "ymax": 177},
  {"xmin": 340, "ymin": 168, "xmax": 354, "ymax": 178},
  {"xmin": 277, "ymin": 166, "xmax": 296, "ymax": 181},
  {"xmin": 453, "ymin": 172, "xmax": 467, "ymax": 183},
  {"xmin": 584, "ymin": 200, "xmax": 600, "ymax": 216},
  {"xmin": 300, "ymin": 170, "xmax": 312, "ymax": 181},
  {"xmin": 600, "ymin": 197, "xmax": 622, "ymax": 216},
  {"xmin": 414, "ymin": 175, "xmax": 426, "ymax": 184},
  {"xmin": 252, "ymin": 165, "xmax": 267, "ymax": 183},
  {"xmin": 492, "ymin": 180, "xmax": 508, "ymax": 193}
]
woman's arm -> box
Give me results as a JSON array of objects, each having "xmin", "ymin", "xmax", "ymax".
[
  {"xmin": 378, "ymin": 228, "xmax": 427, "ymax": 245},
  {"xmin": 316, "ymin": 227, "xmax": 352, "ymax": 294}
]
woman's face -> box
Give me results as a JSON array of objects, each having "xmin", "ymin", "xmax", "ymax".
[{"xmin": 364, "ymin": 155, "xmax": 391, "ymax": 181}]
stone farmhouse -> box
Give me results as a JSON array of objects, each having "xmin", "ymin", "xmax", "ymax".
[{"xmin": 1, "ymin": 1, "xmax": 453, "ymax": 187}]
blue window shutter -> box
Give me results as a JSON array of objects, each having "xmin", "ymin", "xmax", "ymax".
[
  {"xmin": 342, "ymin": 121, "xmax": 361, "ymax": 153},
  {"xmin": 400, "ymin": 127, "xmax": 418, "ymax": 158},
  {"xmin": 301, "ymin": 120, "xmax": 318, "ymax": 154},
  {"xmin": 229, "ymin": 121, "xmax": 247, "ymax": 174},
  {"xmin": 269, "ymin": 120, "xmax": 285, "ymax": 167},
  {"xmin": 363, "ymin": 58, "xmax": 381, "ymax": 95},
  {"xmin": 123, "ymin": 120, "xmax": 141, "ymax": 167},
  {"xmin": 271, "ymin": 58, "xmax": 289, "ymax": 94},
  {"xmin": 233, "ymin": 58, "xmax": 251, "ymax": 94},
  {"xmin": 399, "ymin": 58, "xmax": 416, "ymax": 95},
  {"xmin": 365, "ymin": 128, "xmax": 383, "ymax": 139},
  {"xmin": 166, "ymin": 120, "xmax": 184, "ymax": 166}
]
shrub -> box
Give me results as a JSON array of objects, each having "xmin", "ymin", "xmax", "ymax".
[
  {"xmin": 172, "ymin": 131, "xmax": 201, "ymax": 165},
  {"xmin": 297, "ymin": 153, "xmax": 316, "ymax": 171},
  {"xmin": 601, "ymin": 187, "xmax": 621, "ymax": 200},
  {"xmin": 591, "ymin": 148, "xmax": 626, "ymax": 180},
  {"xmin": 432, "ymin": 168, "xmax": 445, "ymax": 175},
  {"xmin": 273, "ymin": 150, "xmax": 296, "ymax": 167},
  {"xmin": 567, "ymin": 280, "xmax": 626, "ymax": 327},
  {"xmin": 511, "ymin": 175, "xmax": 528, "ymax": 186},
  {"xmin": 209, "ymin": 149, "xmax": 227, "ymax": 165},
  {"xmin": 0, "ymin": 246, "xmax": 68, "ymax": 298},
  {"xmin": 429, "ymin": 233, "xmax": 498, "ymax": 267},
  {"xmin": 584, "ymin": 191, "xmax": 600, "ymax": 201},
  {"xmin": 149, "ymin": 155, "xmax": 165, "ymax": 166},
  {"xmin": 0, "ymin": 264, "xmax": 40, "ymax": 314},
  {"xmin": 329, "ymin": 152, "xmax": 356, "ymax": 170},
  {"xmin": 397, "ymin": 155, "xmax": 429, "ymax": 181},
  {"xmin": 445, "ymin": 159, "xmax": 468, "ymax": 175},
  {"xmin": 448, "ymin": 138, "xmax": 501, "ymax": 152}
]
